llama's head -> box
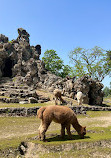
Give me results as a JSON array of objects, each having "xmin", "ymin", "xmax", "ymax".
[{"xmin": 79, "ymin": 126, "xmax": 86, "ymax": 139}]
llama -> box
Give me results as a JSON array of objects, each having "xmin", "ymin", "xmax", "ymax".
[
  {"xmin": 37, "ymin": 105, "xmax": 86, "ymax": 141},
  {"xmin": 76, "ymin": 91, "xmax": 86, "ymax": 106},
  {"xmin": 53, "ymin": 89, "xmax": 66, "ymax": 105}
]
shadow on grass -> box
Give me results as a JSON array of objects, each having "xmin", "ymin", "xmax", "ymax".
[
  {"xmin": 46, "ymin": 134, "xmax": 90, "ymax": 142},
  {"xmin": 101, "ymin": 104, "xmax": 110, "ymax": 107}
]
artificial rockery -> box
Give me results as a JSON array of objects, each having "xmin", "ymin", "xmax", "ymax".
[{"xmin": 0, "ymin": 28, "xmax": 104, "ymax": 105}]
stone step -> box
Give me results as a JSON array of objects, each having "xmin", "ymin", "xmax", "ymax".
[
  {"xmin": 0, "ymin": 89, "xmax": 30, "ymax": 93},
  {"xmin": 0, "ymin": 85, "xmax": 5, "ymax": 88},
  {"xmin": 0, "ymin": 87, "xmax": 33, "ymax": 94},
  {"xmin": 0, "ymin": 88, "xmax": 36, "ymax": 94},
  {"xmin": 0, "ymin": 97, "xmax": 30, "ymax": 103},
  {"xmin": 5, "ymin": 92, "xmax": 37, "ymax": 98},
  {"xmin": 0, "ymin": 83, "xmax": 15, "ymax": 86},
  {"xmin": 0, "ymin": 88, "xmax": 7, "ymax": 91},
  {"xmin": 0, "ymin": 91, "xmax": 5, "ymax": 96},
  {"xmin": 0, "ymin": 85, "xmax": 29, "ymax": 90},
  {"xmin": 0, "ymin": 77, "xmax": 38, "ymax": 103},
  {"xmin": 0, "ymin": 97, "xmax": 19, "ymax": 103},
  {"xmin": 15, "ymin": 86, "xmax": 29, "ymax": 90}
]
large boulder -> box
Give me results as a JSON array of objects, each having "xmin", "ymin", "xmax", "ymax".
[{"xmin": 62, "ymin": 75, "xmax": 104, "ymax": 105}]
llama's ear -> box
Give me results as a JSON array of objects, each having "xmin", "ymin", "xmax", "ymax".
[{"xmin": 84, "ymin": 126, "xmax": 86, "ymax": 129}]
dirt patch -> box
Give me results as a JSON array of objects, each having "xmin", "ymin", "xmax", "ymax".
[{"xmin": 79, "ymin": 113, "xmax": 111, "ymax": 128}]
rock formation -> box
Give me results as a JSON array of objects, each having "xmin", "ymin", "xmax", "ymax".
[{"xmin": 0, "ymin": 28, "xmax": 104, "ymax": 105}]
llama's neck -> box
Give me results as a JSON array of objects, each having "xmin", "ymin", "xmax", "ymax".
[{"xmin": 72, "ymin": 118, "xmax": 82, "ymax": 134}]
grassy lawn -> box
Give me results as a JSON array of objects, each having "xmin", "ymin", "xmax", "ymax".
[
  {"xmin": 37, "ymin": 146, "xmax": 111, "ymax": 158},
  {"xmin": 0, "ymin": 111, "xmax": 111, "ymax": 149},
  {"xmin": 0, "ymin": 97, "xmax": 111, "ymax": 157},
  {"xmin": 0, "ymin": 102, "xmax": 47, "ymax": 108}
]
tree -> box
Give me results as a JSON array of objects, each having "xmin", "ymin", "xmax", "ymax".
[
  {"xmin": 69, "ymin": 46, "xmax": 111, "ymax": 81},
  {"xmin": 103, "ymin": 86, "xmax": 111, "ymax": 97},
  {"xmin": 106, "ymin": 50, "xmax": 111, "ymax": 63},
  {"xmin": 42, "ymin": 49, "xmax": 71, "ymax": 78},
  {"xmin": 106, "ymin": 50, "xmax": 111, "ymax": 76},
  {"xmin": 59, "ymin": 65, "xmax": 71, "ymax": 78}
]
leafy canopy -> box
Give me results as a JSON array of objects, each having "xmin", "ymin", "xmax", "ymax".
[
  {"xmin": 69, "ymin": 46, "xmax": 111, "ymax": 81},
  {"xmin": 106, "ymin": 50, "xmax": 111, "ymax": 76},
  {"xmin": 42, "ymin": 49, "xmax": 71, "ymax": 78}
]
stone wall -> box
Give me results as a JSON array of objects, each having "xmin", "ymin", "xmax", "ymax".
[{"xmin": 0, "ymin": 106, "xmax": 111, "ymax": 116}]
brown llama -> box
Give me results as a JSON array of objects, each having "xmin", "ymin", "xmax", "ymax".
[
  {"xmin": 37, "ymin": 105, "xmax": 86, "ymax": 141},
  {"xmin": 53, "ymin": 89, "xmax": 66, "ymax": 105}
]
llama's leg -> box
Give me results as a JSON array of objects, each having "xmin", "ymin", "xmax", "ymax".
[
  {"xmin": 61, "ymin": 124, "xmax": 65, "ymax": 138},
  {"xmin": 39, "ymin": 121, "xmax": 51, "ymax": 141},
  {"xmin": 38, "ymin": 122, "xmax": 45, "ymax": 141},
  {"xmin": 60, "ymin": 96, "xmax": 64, "ymax": 105},
  {"xmin": 60, "ymin": 97, "xmax": 62, "ymax": 105},
  {"xmin": 78, "ymin": 99, "xmax": 81, "ymax": 106},
  {"xmin": 55, "ymin": 97, "xmax": 57, "ymax": 105},
  {"xmin": 38, "ymin": 122, "xmax": 42, "ymax": 140},
  {"xmin": 57, "ymin": 96, "xmax": 60, "ymax": 105},
  {"xmin": 81, "ymin": 99, "xmax": 83, "ymax": 105},
  {"xmin": 79, "ymin": 99, "xmax": 82, "ymax": 105},
  {"xmin": 66, "ymin": 124, "xmax": 72, "ymax": 139}
]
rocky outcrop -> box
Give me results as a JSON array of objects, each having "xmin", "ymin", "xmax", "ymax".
[
  {"xmin": 47, "ymin": 75, "xmax": 104, "ymax": 105},
  {"xmin": 0, "ymin": 28, "xmax": 104, "ymax": 105},
  {"xmin": 73, "ymin": 76, "xmax": 104, "ymax": 105},
  {"xmin": 0, "ymin": 28, "xmax": 42, "ymax": 83}
]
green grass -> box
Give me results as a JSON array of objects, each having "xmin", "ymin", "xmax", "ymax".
[
  {"xmin": 31, "ymin": 126, "xmax": 111, "ymax": 145},
  {"xmin": 0, "ymin": 116, "xmax": 38, "ymax": 150},
  {"xmin": 0, "ymin": 136, "xmax": 26, "ymax": 150},
  {"xmin": 38, "ymin": 146, "xmax": 111, "ymax": 158},
  {"xmin": 103, "ymin": 97, "xmax": 111, "ymax": 106},
  {"xmin": 0, "ymin": 126, "xmax": 110, "ymax": 151},
  {"xmin": 0, "ymin": 110, "xmax": 111, "ymax": 157},
  {"xmin": 86, "ymin": 111, "xmax": 111, "ymax": 117},
  {"xmin": 0, "ymin": 102, "xmax": 48, "ymax": 108}
]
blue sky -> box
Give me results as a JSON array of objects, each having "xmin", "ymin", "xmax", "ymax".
[{"xmin": 0, "ymin": 0, "xmax": 111, "ymax": 88}]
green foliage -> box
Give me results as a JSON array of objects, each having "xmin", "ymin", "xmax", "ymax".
[
  {"xmin": 8, "ymin": 40, "xmax": 13, "ymax": 43},
  {"xmin": 69, "ymin": 46, "xmax": 111, "ymax": 81},
  {"xmin": 106, "ymin": 50, "xmax": 111, "ymax": 77},
  {"xmin": 103, "ymin": 86, "xmax": 111, "ymax": 97},
  {"xmin": 59, "ymin": 65, "xmax": 71, "ymax": 78},
  {"xmin": 106, "ymin": 50, "xmax": 111, "ymax": 66},
  {"xmin": 42, "ymin": 50, "xmax": 71, "ymax": 78}
]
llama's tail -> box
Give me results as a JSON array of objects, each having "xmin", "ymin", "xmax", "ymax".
[{"xmin": 37, "ymin": 107, "xmax": 46, "ymax": 119}]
